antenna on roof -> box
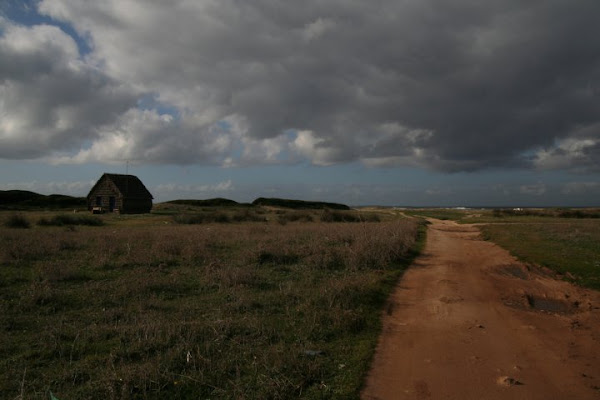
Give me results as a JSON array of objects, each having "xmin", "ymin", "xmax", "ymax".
[{"xmin": 125, "ymin": 161, "xmax": 130, "ymax": 196}]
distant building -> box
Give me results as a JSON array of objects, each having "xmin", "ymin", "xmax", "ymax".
[{"xmin": 87, "ymin": 173, "xmax": 153, "ymax": 214}]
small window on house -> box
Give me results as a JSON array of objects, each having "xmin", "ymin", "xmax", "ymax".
[{"xmin": 96, "ymin": 196, "xmax": 102, "ymax": 206}]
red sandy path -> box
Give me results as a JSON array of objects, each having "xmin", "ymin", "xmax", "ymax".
[{"xmin": 362, "ymin": 218, "xmax": 600, "ymax": 399}]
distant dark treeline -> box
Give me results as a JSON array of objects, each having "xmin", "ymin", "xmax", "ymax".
[
  {"xmin": 169, "ymin": 197, "xmax": 350, "ymax": 210},
  {"xmin": 0, "ymin": 190, "xmax": 86, "ymax": 209},
  {"xmin": 252, "ymin": 197, "xmax": 350, "ymax": 210},
  {"xmin": 167, "ymin": 197, "xmax": 350, "ymax": 210},
  {"xmin": 166, "ymin": 198, "xmax": 246, "ymax": 207},
  {"xmin": 1, "ymin": 190, "xmax": 350, "ymax": 211}
]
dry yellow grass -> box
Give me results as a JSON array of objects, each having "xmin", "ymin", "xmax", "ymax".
[{"xmin": 0, "ymin": 212, "xmax": 422, "ymax": 399}]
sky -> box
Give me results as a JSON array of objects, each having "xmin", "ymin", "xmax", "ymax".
[{"xmin": 1, "ymin": 0, "xmax": 599, "ymax": 207}]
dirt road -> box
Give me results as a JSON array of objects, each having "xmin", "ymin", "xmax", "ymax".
[{"xmin": 362, "ymin": 219, "xmax": 600, "ymax": 399}]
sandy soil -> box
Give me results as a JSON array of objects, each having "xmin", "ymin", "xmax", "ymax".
[{"xmin": 362, "ymin": 219, "xmax": 600, "ymax": 399}]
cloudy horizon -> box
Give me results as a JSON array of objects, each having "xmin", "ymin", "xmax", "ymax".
[{"xmin": 1, "ymin": 0, "xmax": 599, "ymax": 206}]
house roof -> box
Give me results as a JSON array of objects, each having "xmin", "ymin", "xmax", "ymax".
[{"xmin": 88, "ymin": 173, "xmax": 153, "ymax": 199}]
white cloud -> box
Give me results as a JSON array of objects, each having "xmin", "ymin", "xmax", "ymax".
[
  {"xmin": 0, "ymin": 19, "xmax": 137, "ymax": 158},
  {"xmin": 152, "ymin": 180, "xmax": 234, "ymax": 201},
  {"xmin": 50, "ymin": 109, "xmax": 240, "ymax": 165},
  {"xmin": 154, "ymin": 180, "xmax": 233, "ymax": 194},
  {"xmin": 0, "ymin": 180, "xmax": 95, "ymax": 195},
  {"xmin": 302, "ymin": 18, "xmax": 336, "ymax": 42},
  {"xmin": 534, "ymin": 137, "xmax": 598, "ymax": 171},
  {"xmin": 291, "ymin": 130, "xmax": 342, "ymax": 166}
]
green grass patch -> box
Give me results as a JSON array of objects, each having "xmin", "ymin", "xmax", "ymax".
[
  {"xmin": 0, "ymin": 216, "xmax": 422, "ymax": 399},
  {"xmin": 480, "ymin": 221, "xmax": 600, "ymax": 290}
]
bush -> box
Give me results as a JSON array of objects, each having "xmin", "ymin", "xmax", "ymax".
[
  {"xmin": 4, "ymin": 214, "xmax": 31, "ymax": 229},
  {"xmin": 231, "ymin": 209, "xmax": 265, "ymax": 222},
  {"xmin": 213, "ymin": 212, "xmax": 231, "ymax": 223},
  {"xmin": 360, "ymin": 213, "xmax": 381, "ymax": 222},
  {"xmin": 276, "ymin": 211, "xmax": 314, "ymax": 224},
  {"xmin": 172, "ymin": 214, "xmax": 207, "ymax": 224},
  {"xmin": 320, "ymin": 210, "xmax": 362, "ymax": 223},
  {"xmin": 173, "ymin": 212, "xmax": 231, "ymax": 224},
  {"xmin": 174, "ymin": 210, "xmax": 269, "ymax": 224},
  {"xmin": 38, "ymin": 214, "xmax": 104, "ymax": 226}
]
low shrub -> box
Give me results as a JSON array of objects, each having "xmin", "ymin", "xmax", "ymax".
[
  {"xmin": 558, "ymin": 209, "xmax": 600, "ymax": 219},
  {"xmin": 277, "ymin": 211, "xmax": 315, "ymax": 224},
  {"xmin": 172, "ymin": 213, "xmax": 207, "ymax": 224},
  {"xmin": 173, "ymin": 212, "xmax": 231, "ymax": 224},
  {"xmin": 4, "ymin": 214, "xmax": 31, "ymax": 229},
  {"xmin": 320, "ymin": 210, "xmax": 363, "ymax": 223},
  {"xmin": 38, "ymin": 214, "xmax": 104, "ymax": 226},
  {"xmin": 174, "ymin": 210, "xmax": 266, "ymax": 224},
  {"xmin": 231, "ymin": 209, "xmax": 265, "ymax": 222},
  {"xmin": 360, "ymin": 213, "xmax": 381, "ymax": 222},
  {"xmin": 213, "ymin": 212, "xmax": 231, "ymax": 223}
]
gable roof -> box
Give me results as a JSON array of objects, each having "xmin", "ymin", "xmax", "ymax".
[{"xmin": 88, "ymin": 173, "xmax": 153, "ymax": 199}]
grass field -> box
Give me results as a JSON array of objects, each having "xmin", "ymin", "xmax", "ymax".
[{"xmin": 0, "ymin": 209, "xmax": 423, "ymax": 399}]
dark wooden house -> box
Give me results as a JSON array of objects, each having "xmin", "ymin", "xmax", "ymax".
[{"xmin": 87, "ymin": 173, "xmax": 153, "ymax": 214}]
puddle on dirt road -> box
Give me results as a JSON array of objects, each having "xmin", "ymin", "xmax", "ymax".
[
  {"xmin": 433, "ymin": 227, "xmax": 478, "ymax": 233},
  {"xmin": 526, "ymin": 294, "xmax": 577, "ymax": 314},
  {"xmin": 497, "ymin": 264, "xmax": 529, "ymax": 280}
]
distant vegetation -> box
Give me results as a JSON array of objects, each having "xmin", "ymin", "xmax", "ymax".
[
  {"xmin": 3, "ymin": 214, "xmax": 31, "ymax": 229},
  {"xmin": 173, "ymin": 208, "xmax": 266, "ymax": 224},
  {"xmin": 165, "ymin": 197, "xmax": 350, "ymax": 211},
  {"xmin": 1, "ymin": 191, "xmax": 351, "ymax": 213},
  {"xmin": 320, "ymin": 209, "xmax": 380, "ymax": 223},
  {"xmin": 492, "ymin": 208, "xmax": 600, "ymax": 219},
  {"xmin": 0, "ymin": 190, "xmax": 86, "ymax": 210},
  {"xmin": 171, "ymin": 208, "xmax": 382, "ymax": 225},
  {"xmin": 166, "ymin": 198, "xmax": 245, "ymax": 207},
  {"xmin": 159, "ymin": 197, "xmax": 355, "ymax": 225},
  {"xmin": 252, "ymin": 197, "xmax": 350, "ymax": 210},
  {"xmin": 406, "ymin": 207, "xmax": 600, "ymax": 223}
]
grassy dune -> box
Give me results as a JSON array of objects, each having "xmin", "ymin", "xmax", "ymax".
[{"xmin": 0, "ymin": 211, "xmax": 423, "ymax": 399}]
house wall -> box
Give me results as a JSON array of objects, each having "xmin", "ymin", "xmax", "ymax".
[
  {"xmin": 87, "ymin": 178, "xmax": 123, "ymax": 212},
  {"xmin": 121, "ymin": 198, "xmax": 153, "ymax": 214}
]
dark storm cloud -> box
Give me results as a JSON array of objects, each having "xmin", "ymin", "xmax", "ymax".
[{"xmin": 3, "ymin": 0, "xmax": 600, "ymax": 170}]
